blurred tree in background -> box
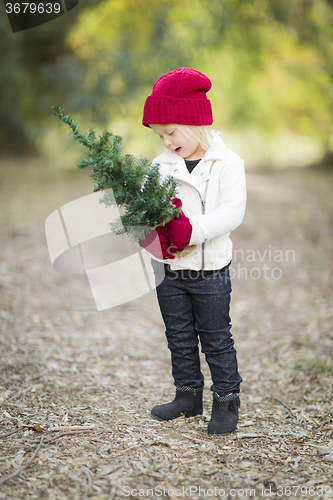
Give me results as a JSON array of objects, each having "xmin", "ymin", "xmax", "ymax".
[
  {"xmin": 1, "ymin": 0, "xmax": 333, "ymax": 166},
  {"xmin": 0, "ymin": 0, "xmax": 103, "ymax": 155}
]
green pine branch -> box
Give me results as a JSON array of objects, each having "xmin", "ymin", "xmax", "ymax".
[{"xmin": 52, "ymin": 106, "xmax": 180, "ymax": 241}]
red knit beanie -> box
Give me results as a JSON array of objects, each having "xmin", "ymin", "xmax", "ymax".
[{"xmin": 142, "ymin": 67, "xmax": 213, "ymax": 128}]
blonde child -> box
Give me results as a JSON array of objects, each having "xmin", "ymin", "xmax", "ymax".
[{"xmin": 140, "ymin": 67, "xmax": 246, "ymax": 434}]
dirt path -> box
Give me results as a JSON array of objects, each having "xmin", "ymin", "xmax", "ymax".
[{"xmin": 0, "ymin": 159, "xmax": 333, "ymax": 499}]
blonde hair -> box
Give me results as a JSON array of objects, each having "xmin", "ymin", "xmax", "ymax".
[{"xmin": 174, "ymin": 124, "xmax": 216, "ymax": 151}]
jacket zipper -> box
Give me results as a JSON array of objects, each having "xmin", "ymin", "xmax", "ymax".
[
  {"xmin": 201, "ymin": 198, "xmax": 206, "ymax": 269},
  {"xmin": 172, "ymin": 160, "xmax": 216, "ymax": 269},
  {"xmin": 201, "ymin": 160, "xmax": 216, "ymax": 269}
]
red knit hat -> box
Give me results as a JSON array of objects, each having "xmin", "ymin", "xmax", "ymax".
[{"xmin": 142, "ymin": 67, "xmax": 213, "ymax": 128}]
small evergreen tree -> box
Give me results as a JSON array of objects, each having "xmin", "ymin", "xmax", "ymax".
[{"xmin": 53, "ymin": 106, "xmax": 180, "ymax": 241}]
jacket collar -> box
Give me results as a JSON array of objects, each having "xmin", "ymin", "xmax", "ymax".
[{"xmin": 153, "ymin": 132, "xmax": 226, "ymax": 189}]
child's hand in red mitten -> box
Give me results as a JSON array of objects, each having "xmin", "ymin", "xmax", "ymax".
[
  {"xmin": 165, "ymin": 198, "xmax": 192, "ymax": 252},
  {"xmin": 139, "ymin": 226, "xmax": 174, "ymax": 260}
]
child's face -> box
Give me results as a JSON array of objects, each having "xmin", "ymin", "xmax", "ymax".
[{"xmin": 150, "ymin": 124, "xmax": 205, "ymax": 161}]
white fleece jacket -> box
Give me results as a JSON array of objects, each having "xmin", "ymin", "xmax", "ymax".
[{"xmin": 151, "ymin": 133, "xmax": 246, "ymax": 271}]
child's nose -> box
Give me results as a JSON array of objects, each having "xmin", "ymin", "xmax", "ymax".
[{"xmin": 163, "ymin": 137, "xmax": 172, "ymax": 147}]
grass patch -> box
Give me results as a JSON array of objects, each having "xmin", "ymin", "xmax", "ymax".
[{"xmin": 298, "ymin": 355, "xmax": 333, "ymax": 374}]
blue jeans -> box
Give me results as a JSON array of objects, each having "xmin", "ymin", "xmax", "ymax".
[{"xmin": 151, "ymin": 261, "xmax": 242, "ymax": 397}]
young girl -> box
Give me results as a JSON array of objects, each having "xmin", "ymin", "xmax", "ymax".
[{"xmin": 140, "ymin": 67, "xmax": 246, "ymax": 434}]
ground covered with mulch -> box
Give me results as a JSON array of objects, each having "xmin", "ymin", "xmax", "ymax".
[{"xmin": 0, "ymin": 159, "xmax": 332, "ymax": 499}]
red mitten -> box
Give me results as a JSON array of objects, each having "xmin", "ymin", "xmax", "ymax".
[
  {"xmin": 165, "ymin": 198, "xmax": 192, "ymax": 251},
  {"xmin": 139, "ymin": 226, "xmax": 174, "ymax": 260}
]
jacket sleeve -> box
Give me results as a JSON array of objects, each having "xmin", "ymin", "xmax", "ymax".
[{"xmin": 188, "ymin": 158, "xmax": 246, "ymax": 246}]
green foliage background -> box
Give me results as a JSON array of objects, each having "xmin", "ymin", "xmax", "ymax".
[{"xmin": 1, "ymin": 0, "xmax": 333, "ymax": 167}]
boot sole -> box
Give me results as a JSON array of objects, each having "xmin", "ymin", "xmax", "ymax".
[
  {"xmin": 150, "ymin": 410, "xmax": 203, "ymax": 421},
  {"xmin": 207, "ymin": 427, "xmax": 237, "ymax": 435}
]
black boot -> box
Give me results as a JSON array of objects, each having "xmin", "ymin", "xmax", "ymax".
[
  {"xmin": 151, "ymin": 386, "xmax": 203, "ymax": 420},
  {"xmin": 207, "ymin": 392, "xmax": 240, "ymax": 435}
]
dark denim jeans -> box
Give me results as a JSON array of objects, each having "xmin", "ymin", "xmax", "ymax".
[{"xmin": 151, "ymin": 261, "xmax": 242, "ymax": 397}]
